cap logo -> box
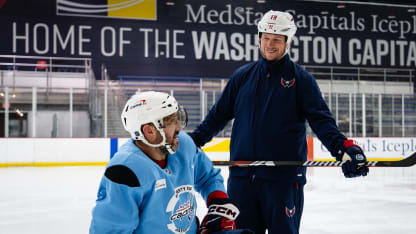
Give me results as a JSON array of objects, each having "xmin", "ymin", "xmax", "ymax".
[{"xmin": 270, "ymin": 15, "xmax": 277, "ymax": 20}]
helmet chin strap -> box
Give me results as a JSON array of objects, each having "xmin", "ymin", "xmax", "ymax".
[
  {"xmin": 139, "ymin": 125, "xmax": 177, "ymax": 154},
  {"xmin": 163, "ymin": 144, "xmax": 176, "ymax": 155}
]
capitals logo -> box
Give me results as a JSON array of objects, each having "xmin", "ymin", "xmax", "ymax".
[
  {"xmin": 166, "ymin": 185, "xmax": 197, "ymax": 233},
  {"xmin": 285, "ymin": 206, "xmax": 296, "ymax": 218},
  {"xmin": 281, "ymin": 78, "xmax": 295, "ymax": 88}
]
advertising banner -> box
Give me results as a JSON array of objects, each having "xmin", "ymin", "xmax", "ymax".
[
  {"xmin": 0, "ymin": 0, "xmax": 415, "ymax": 79},
  {"xmin": 314, "ymin": 137, "xmax": 416, "ymax": 160}
]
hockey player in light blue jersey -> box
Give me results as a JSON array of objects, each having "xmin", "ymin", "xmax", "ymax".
[{"xmin": 89, "ymin": 91, "xmax": 243, "ymax": 234}]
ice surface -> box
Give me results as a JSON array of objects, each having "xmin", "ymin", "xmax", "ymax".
[{"xmin": 0, "ymin": 163, "xmax": 415, "ymax": 233}]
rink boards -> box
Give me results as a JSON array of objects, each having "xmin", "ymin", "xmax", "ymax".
[{"xmin": 0, "ymin": 137, "xmax": 415, "ymax": 167}]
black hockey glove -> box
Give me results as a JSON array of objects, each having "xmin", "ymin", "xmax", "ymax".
[
  {"xmin": 336, "ymin": 139, "xmax": 369, "ymax": 178},
  {"xmin": 198, "ymin": 198, "xmax": 240, "ymax": 234}
]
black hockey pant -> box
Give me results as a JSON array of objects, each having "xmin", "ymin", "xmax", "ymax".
[{"xmin": 227, "ymin": 176, "xmax": 304, "ymax": 234}]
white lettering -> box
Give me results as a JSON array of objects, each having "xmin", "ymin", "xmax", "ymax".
[
  {"xmin": 396, "ymin": 40, "xmax": 407, "ymax": 66},
  {"xmin": 214, "ymin": 32, "xmax": 230, "ymax": 60},
  {"xmin": 376, "ymin": 40, "xmax": 389, "ymax": 65},
  {"xmin": 362, "ymin": 39, "xmax": 376, "ymax": 65},
  {"xmin": 313, "ymin": 36, "xmax": 326, "ymax": 63},
  {"xmin": 155, "ymin": 29, "xmax": 170, "ymax": 58},
  {"xmin": 33, "ymin": 23, "xmax": 49, "ymax": 54},
  {"xmin": 192, "ymin": 31, "xmax": 257, "ymax": 61},
  {"xmin": 173, "ymin": 30, "xmax": 185, "ymax": 59},
  {"xmin": 119, "ymin": 27, "xmax": 131, "ymax": 57},
  {"xmin": 139, "ymin": 28, "xmax": 153, "ymax": 58},
  {"xmin": 53, "ymin": 24, "xmax": 74, "ymax": 55},
  {"xmin": 101, "ymin": 26, "xmax": 116, "ymax": 56},
  {"xmin": 13, "ymin": 22, "xmax": 29, "ymax": 53},
  {"xmin": 349, "ymin": 39, "xmax": 361, "ymax": 65},
  {"xmin": 299, "ymin": 36, "xmax": 312, "ymax": 63},
  {"xmin": 406, "ymin": 41, "xmax": 416, "ymax": 66},
  {"xmin": 185, "ymin": 4, "xmax": 206, "ymax": 23},
  {"xmin": 230, "ymin": 33, "xmax": 244, "ymax": 61},
  {"xmin": 192, "ymin": 31, "xmax": 216, "ymax": 59},
  {"xmin": 78, "ymin": 25, "xmax": 91, "ymax": 56},
  {"xmin": 184, "ymin": 4, "xmax": 263, "ymax": 26}
]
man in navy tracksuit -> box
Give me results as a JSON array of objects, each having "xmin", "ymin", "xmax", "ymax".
[{"xmin": 189, "ymin": 10, "xmax": 369, "ymax": 234}]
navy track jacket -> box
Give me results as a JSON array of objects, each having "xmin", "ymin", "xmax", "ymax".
[{"xmin": 191, "ymin": 54, "xmax": 347, "ymax": 183}]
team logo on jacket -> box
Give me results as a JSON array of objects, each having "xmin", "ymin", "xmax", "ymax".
[
  {"xmin": 281, "ymin": 78, "xmax": 295, "ymax": 88},
  {"xmin": 285, "ymin": 206, "xmax": 296, "ymax": 218},
  {"xmin": 166, "ymin": 185, "xmax": 196, "ymax": 233}
]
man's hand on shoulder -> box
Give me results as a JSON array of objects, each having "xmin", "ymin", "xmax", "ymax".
[{"xmin": 188, "ymin": 132, "xmax": 204, "ymax": 148}]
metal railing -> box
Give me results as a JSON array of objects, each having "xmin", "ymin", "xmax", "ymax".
[
  {"xmin": 0, "ymin": 58, "xmax": 415, "ymax": 138},
  {"xmin": 0, "ymin": 55, "xmax": 91, "ymax": 73},
  {"xmin": 303, "ymin": 65, "xmax": 414, "ymax": 83},
  {"xmin": 1, "ymin": 85, "xmax": 415, "ymax": 138}
]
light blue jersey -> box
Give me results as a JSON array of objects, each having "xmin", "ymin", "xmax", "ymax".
[{"xmin": 90, "ymin": 131, "xmax": 226, "ymax": 234}]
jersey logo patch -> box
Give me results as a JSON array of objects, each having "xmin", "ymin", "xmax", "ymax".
[
  {"xmin": 285, "ymin": 206, "xmax": 296, "ymax": 218},
  {"xmin": 155, "ymin": 179, "xmax": 167, "ymax": 191},
  {"xmin": 281, "ymin": 78, "xmax": 295, "ymax": 88},
  {"xmin": 166, "ymin": 185, "xmax": 196, "ymax": 233}
]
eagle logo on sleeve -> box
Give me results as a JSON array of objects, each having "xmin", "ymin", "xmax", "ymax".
[{"xmin": 281, "ymin": 78, "xmax": 295, "ymax": 88}]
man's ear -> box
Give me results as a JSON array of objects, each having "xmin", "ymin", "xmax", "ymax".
[{"xmin": 142, "ymin": 124, "xmax": 156, "ymax": 141}]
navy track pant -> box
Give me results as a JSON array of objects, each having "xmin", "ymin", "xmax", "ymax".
[{"xmin": 227, "ymin": 176, "xmax": 304, "ymax": 234}]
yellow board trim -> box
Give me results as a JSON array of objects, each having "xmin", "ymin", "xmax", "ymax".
[
  {"xmin": 202, "ymin": 139, "xmax": 230, "ymax": 152},
  {"xmin": 0, "ymin": 162, "xmax": 108, "ymax": 167}
]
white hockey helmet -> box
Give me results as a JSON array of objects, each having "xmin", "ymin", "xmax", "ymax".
[
  {"xmin": 121, "ymin": 91, "xmax": 188, "ymax": 154},
  {"xmin": 257, "ymin": 10, "xmax": 297, "ymax": 54}
]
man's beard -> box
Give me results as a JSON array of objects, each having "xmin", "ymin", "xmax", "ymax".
[
  {"xmin": 158, "ymin": 137, "xmax": 179, "ymax": 154},
  {"xmin": 159, "ymin": 146, "xmax": 169, "ymax": 155}
]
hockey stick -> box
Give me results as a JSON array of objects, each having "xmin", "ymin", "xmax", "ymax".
[{"xmin": 212, "ymin": 152, "xmax": 416, "ymax": 167}]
